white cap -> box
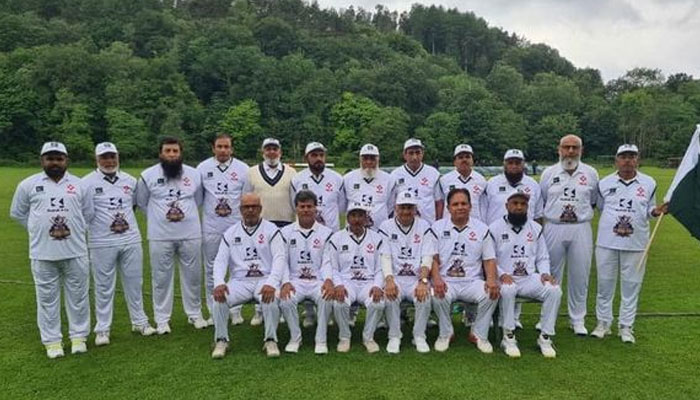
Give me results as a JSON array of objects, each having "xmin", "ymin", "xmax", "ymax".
[
  {"xmin": 453, "ymin": 144, "xmax": 473, "ymax": 157},
  {"xmin": 403, "ymin": 138, "xmax": 424, "ymax": 151},
  {"xmin": 346, "ymin": 202, "xmax": 370, "ymax": 214},
  {"xmin": 304, "ymin": 142, "xmax": 326, "ymax": 155},
  {"xmin": 359, "ymin": 143, "xmax": 380, "ymax": 156},
  {"xmin": 396, "ymin": 190, "xmax": 418, "ymax": 206},
  {"xmin": 41, "ymin": 141, "xmax": 67, "ymax": 156},
  {"xmin": 504, "ymin": 149, "xmax": 525, "ymax": 160},
  {"xmin": 95, "ymin": 142, "xmax": 118, "ymax": 156},
  {"xmin": 507, "ymin": 189, "xmax": 530, "ymax": 201},
  {"xmin": 616, "ymin": 144, "xmax": 639, "ymax": 155},
  {"xmin": 262, "ymin": 138, "xmax": 280, "ymax": 148}
]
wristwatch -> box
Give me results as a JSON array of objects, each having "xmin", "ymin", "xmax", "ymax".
[{"xmin": 420, "ymin": 277, "xmax": 429, "ymax": 284}]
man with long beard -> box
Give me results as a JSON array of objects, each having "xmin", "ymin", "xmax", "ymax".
[
  {"xmin": 11, "ymin": 142, "xmax": 94, "ymax": 358},
  {"xmin": 344, "ymin": 144, "xmax": 395, "ymax": 231},
  {"xmin": 540, "ymin": 135, "xmax": 599, "ymax": 335},
  {"xmin": 136, "ymin": 137, "xmax": 206, "ymax": 334}
]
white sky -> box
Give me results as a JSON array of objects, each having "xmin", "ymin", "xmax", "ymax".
[{"xmin": 316, "ymin": 0, "xmax": 700, "ymax": 82}]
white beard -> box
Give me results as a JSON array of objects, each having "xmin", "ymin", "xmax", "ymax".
[
  {"xmin": 99, "ymin": 165, "xmax": 119, "ymax": 175},
  {"xmin": 264, "ymin": 156, "xmax": 280, "ymax": 168},
  {"xmin": 560, "ymin": 156, "xmax": 579, "ymax": 171},
  {"xmin": 361, "ymin": 167, "xmax": 377, "ymax": 179}
]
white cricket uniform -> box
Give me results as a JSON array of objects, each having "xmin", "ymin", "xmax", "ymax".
[
  {"xmin": 291, "ymin": 168, "xmax": 346, "ymax": 231},
  {"xmin": 391, "ymin": 164, "xmax": 442, "ymax": 223},
  {"xmin": 490, "ymin": 217, "xmax": 562, "ymax": 335},
  {"xmin": 10, "ymin": 171, "xmax": 93, "ymax": 344},
  {"xmin": 343, "ymin": 169, "xmax": 395, "ymax": 230},
  {"xmin": 324, "ymin": 228, "xmax": 385, "ymax": 341},
  {"xmin": 484, "ymin": 174, "xmax": 543, "ymax": 225},
  {"xmin": 136, "ymin": 164, "xmax": 203, "ymax": 324},
  {"xmin": 595, "ymin": 172, "xmax": 657, "ymax": 328},
  {"xmin": 277, "ymin": 222, "xmax": 334, "ymax": 345},
  {"xmin": 439, "ymin": 169, "xmax": 488, "ymax": 222},
  {"xmin": 378, "ymin": 217, "xmax": 433, "ymax": 340},
  {"xmin": 197, "ymin": 156, "xmax": 249, "ymax": 316},
  {"xmin": 540, "ymin": 162, "xmax": 599, "ymax": 325},
  {"xmin": 424, "ymin": 218, "xmax": 498, "ymax": 340},
  {"xmin": 211, "ymin": 219, "xmax": 286, "ymax": 342},
  {"xmin": 82, "ymin": 169, "xmax": 149, "ymax": 333}
]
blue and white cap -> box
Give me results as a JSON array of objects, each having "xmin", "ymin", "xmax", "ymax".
[
  {"xmin": 616, "ymin": 144, "xmax": 639, "ymax": 155},
  {"xmin": 403, "ymin": 138, "xmax": 424, "ymax": 151},
  {"xmin": 95, "ymin": 142, "xmax": 118, "ymax": 156},
  {"xmin": 504, "ymin": 149, "xmax": 525, "ymax": 160},
  {"xmin": 453, "ymin": 144, "xmax": 473, "ymax": 157},
  {"xmin": 360, "ymin": 143, "xmax": 380, "ymax": 156},
  {"xmin": 305, "ymin": 142, "xmax": 326, "ymax": 155},
  {"xmin": 41, "ymin": 141, "xmax": 67, "ymax": 156},
  {"xmin": 396, "ymin": 190, "xmax": 418, "ymax": 206},
  {"xmin": 262, "ymin": 138, "xmax": 281, "ymax": 148}
]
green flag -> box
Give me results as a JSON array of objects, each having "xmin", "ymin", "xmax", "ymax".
[{"xmin": 665, "ymin": 124, "xmax": 700, "ymax": 240}]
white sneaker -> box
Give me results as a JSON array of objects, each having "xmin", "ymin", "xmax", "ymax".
[
  {"xmin": 314, "ymin": 343, "xmax": 328, "ymax": 354},
  {"xmin": 386, "ymin": 337, "xmax": 401, "ymax": 354},
  {"xmin": 500, "ymin": 331, "xmax": 520, "ymax": 358},
  {"xmin": 189, "ymin": 316, "xmax": 208, "ymax": 330},
  {"xmin": 263, "ymin": 340, "xmax": 280, "ymax": 357},
  {"xmin": 132, "ymin": 324, "xmax": 156, "ymax": 336},
  {"xmin": 285, "ymin": 339, "xmax": 301, "ymax": 353},
  {"xmin": 230, "ymin": 310, "xmax": 244, "ymax": 326},
  {"xmin": 538, "ymin": 334, "xmax": 557, "ymax": 358},
  {"xmin": 95, "ymin": 332, "xmax": 110, "ymax": 347},
  {"xmin": 156, "ymin": 322, "xmax": 171, "ymax": 335},
  {"xmin": 413, "ymin": 337, "xmax": 430, "ymax": 353},
  {"xmin": 337, "ymin": 338, "xmax": 351, "ymax": 353},
  {"xmin": 475, "ymin": 337, "xmax": 493, "ymax": 354},
  {"xmin": 205, "ymin": 317, "xmax": 214, "ymax": 327},
  {"xmin": 590, "ymin": 323, "xmax": 612, "ymax": 339},
  {"xmin": 434, "ymin": 337, "xmax": 450, "ymax": 352},
  {"xmin": 303, "ymin": 315, "xmax": 316, "ymax": 328},
  {"xmin": 45, "ymin": 342, "xmax": 64, "ymax": 359},
  {"xmin": 363, "ymin": 339, "xmax": 380, "ymax": 353},
  {"xmin": 211, "ymin": 340, "xmax": 228, "ymax": 359},
  {"xmin": 619, "ymin": 326, "xmax": 636, "ymax": 344},
  {"xmin": 250, "ymin": 312, "xmax": 263, "ymax": 326},
  {"xmin": 571, "ymin": 323, "xmax": 588, "ymax": 336},
  {"xmin": 71, "ymin": 338, "xmax": 87, "ymax": 354}
]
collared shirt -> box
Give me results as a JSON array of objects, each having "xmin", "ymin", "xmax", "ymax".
[
  {"xmin": 489, "ymin": 216, "xmax": 550, "ymax": 278},
  {"xmin": 439, "ymin": 169, "xmax": 487, "ymax": 222},
  {"xmin": 484, "ymin": 174, "xmax": 543, "ymax": 225},
  {"xmin": 279, "ymin": 221, "xmax": 333, "ymax": 284},
  {"xmin": 291, "ymin": 168, "xmax": 346, "ymax": 231},
  {"xmin": 540, "ymin": 162, "xmax": 599, "ymax": 224},
  {"xmin": 343, "ymin": 168, "xmax": 395, "ymax": 230},
  {"xmin": 323, "ymin": 227, "xmax": 384, "ymax": 287},
  {"xmin": 197, "ymin": 156, "xmax": 249, "ymax": 235},
  {"xmin": 391, "ymin": 163, "xmax": 442, "ymax": 223},
  {"xmin": 378, "ymin": 217, "xmax": 433, "ymax": 279}
]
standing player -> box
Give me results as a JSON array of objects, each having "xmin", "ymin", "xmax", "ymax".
[
  {"xmin": 83, "ymin": 142, "xmax": 155, "ymax": 346},
  {"xmin": 591, "ymin": 145, "xmax": 667, "ymax": 343},
  {"xmin": 136, "ymin": 137, "xmax": 207, "ymax": 334},
  {"xmin": 490, "ymin": 191, "xmax": 562, "ymax": 358},
  {"xmin": 10, "ymin": 142, "xmax": 93, "ymax": 358},
  {"xmin": 484, "ymin": 149, "xmax": 543, "ymax": 225},
  {"xmin": 540, "ymin": 135, "xmax": 599, "ymax": 335},
  {"xmin": 391, "ymin": 138, "xmax": 443, "ymax": 223},
  {"xmin": 344, "ymin": 144, "xmax": 395, "ymax": 231},
  {"xmin": 379, "ymin": 190, "xmax": 433, "ymax": 354},
  {"xmin": 197, "ymin": 134, "xmax": 249, "ymax": 326},
  {"xmin": 439, "ymin": 144, "xmax": 488, "ymax": 222},
  {"xmin": 277, "ymin": 191, "xmax": 335, "ymax": 354}
]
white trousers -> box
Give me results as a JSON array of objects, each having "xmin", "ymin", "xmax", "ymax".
[
  {"xmin": 202, "ymin": 233, "xmax": 222, "ymax": 317},
  {"xmin": 30, "ymin": 257, "xmax": 90, "ymax": 344},
  {"xmin": 595, "ymin": 247, "xmax": 646, "ymax": 327},
  {"xmin": 148, "ymin": 239, "xmax": 203, "ymax": 324},
  {"xmin": 544, "ymin": 222, "xmax": 593, "ymax": 325},
  {"xmin": 334, "ymin": 281, "xmax": 385, "ymax": 342},
  {"xmin": 498, "ymin": 274, "xmax": 562, "ymax": 335},
  {"xmin": 385, "ymin": 278, "xmax": 431, "ymax": 340},
  {"xmin": 212, "ymin": 278, "xmax": 280, "ymax": 342},
  {"xmin": 279, "ymin": 280, "xmax": 332, "ymax": 344},
  {"xmin": 432, "ymin": 279, "xmax": 497, "ymax": 340}
]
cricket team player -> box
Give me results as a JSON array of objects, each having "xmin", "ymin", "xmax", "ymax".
[
  {"xmin": 136, "ymin": 137, "xmax": 207, "ymax": 334},
  {"xmin": 540, "ymin": 135, "xmax": 599, "ymax": 335},
  {"xmin": 439, "ymin": 144, "xmax": 488, "ymax": 222},
  {"xmin": 10, "ymin": 142, "xmax": 94, "ymax": 358},
  {"xmin": 490, "ymin": 190, "xmax": 562, "ymax": 358},
  {"xmin": 379, "ymin": 190, "xmax": 433, "ymax": 354},
  {"xmin": 484, "ymin": 149, "xmax": 543, "ymax": 225},
  {"xmin": 277, "ymin": 191, "xmax": 335, "ymax": 354},
  {"xmin": 591, "ymin": 144, "xmax": 667, "ymax": 343},
  {"xmin": 83, "ymin": 142, "xmax": 155, "ymax": 346},
  {"xmin": 344, "ymin": 144, "xmax": 395, "ymax": 231},
  {"xmin": 197, "ymin": 134, "xmax": 249, "ymax": 325},
  {"xmin": 391, "ymin": 138, "xmax": 443, "ymax": 223},
  {"xmin": 211, "ymin": 193, "xmax": 286, "ymax": 358}
]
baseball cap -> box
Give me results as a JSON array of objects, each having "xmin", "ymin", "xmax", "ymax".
[
  {"xmin": 396, "ymin": 190, "xmax": 418, "ymax": 206},
  {"xmin": 41, "ymin": 142, "xmax": 67, "ymax": 156},
  {"xmin": 453, "ymin": 144, "xmax": 474, "ymax": 157},
  {"xmin": 359, "ymin": 143, "xmax": 380, "ymax": 156},
  {"xmin": 347, "ymin": 202, "xmax": 370, "ymax": 214},
  {"xmin": 95, "ymin": 142, "xmax": 118, "ymax": 156},
  {"xmin": 616, "ymin": 144, "xmax": 639, "ymax": 155},
  {"xmin": 403, "ymin": 138, "xmax": 424, "ymax": 151},
  {"xmin": 504, "ymin": 149, "xmax": 525, "ymax": 160},
  {"xmin": 507, "ymin": 189, "xmax": 530, "ymax": 201},
  {"xmin": 304, "ymin": 142, "xmax": 326, "ymax": 155},
  {"xmin": 262, "ymin": 138, "xmax": 280, "ymax": 148}
]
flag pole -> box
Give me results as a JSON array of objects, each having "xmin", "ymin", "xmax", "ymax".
[{"xmin": 636, "ymin": 212, "xmax": 665, "ymax": 272}]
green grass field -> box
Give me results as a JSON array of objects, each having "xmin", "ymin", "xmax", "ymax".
[{"xmin": 1, "ymin": 166, "xmax": 699, "ymax": 399}]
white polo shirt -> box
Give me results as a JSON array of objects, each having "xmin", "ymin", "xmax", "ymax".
[
  {"xmin": 484, "ymin": 174, "xmax": 543, "ymax": 225},
  {"xmin": 291, "ymin": 168, "xmax": 346, "ymax": 231},
  {"xmin": 489, "ymin": 216, "xmax": 551, "ymax": 278},
  {"xmin": 279, "ymin": 221, "xmax": 333, "ymax": 284},
  {"xmin": 378, "ymin": 217, "xmax": 433, "ymax": 278},
  {"xmin": 197, "ymin": 156, "xmax": 249, "ymax": 235},
  {"xmin": 324, "ymin": 227, "xmax": 384, "ymax": 288},
  {"xmin": 540, "ymin": 162, "xmax": 599, "ymax": 224},
  {"xmin": 391, "ymin": 164, "xmax": 442, "ymax": 223},
  {"xmin": 343, "ymin": 169, "xmax": 395, "ymax": 230},
  {"xmin": 439, "ymin": 169, "xmax": 487, "ymax": 222}
]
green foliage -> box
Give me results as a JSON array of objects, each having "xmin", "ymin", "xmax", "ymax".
[{"xmin": 219, "ymin": 99, "xmax": 263, "ymax": 158}]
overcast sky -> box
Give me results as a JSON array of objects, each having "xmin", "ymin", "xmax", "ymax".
[{"xmin": 316, "ymin": 0, "xmax": 700, "ymax": 82}]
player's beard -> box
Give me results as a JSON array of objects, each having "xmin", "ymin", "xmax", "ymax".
[
  {"xmin": 504, "ymin": 170, "xmax": 524, "ymax": 186},
  {"xmin": 310, "ymin": 161, "xmax": 325, "ymax": 175},
  {"xmin": 99, "ymin": 164, "xmax": 119, "ymax": 175},
  {"xmin": 361, "ymin": 167, "xmax": 377, "ymax": 179},
  {"xmin": 160, "ymin": 157, "xmax": 183, "ymax": 179},
  {"xmin": 44, "ymin": 165, "xmax": 66, "ymax": 180},
  {"xmin": 264, "ymin": 156, "xmax": 280, "ymax": 168},
  {"xmin": 507, "ymin": 211, "xmax": 527, "ymax": 227},
  {"xmin": 560, "ymin": 155, "xmax": 580, "ymax": 171}
]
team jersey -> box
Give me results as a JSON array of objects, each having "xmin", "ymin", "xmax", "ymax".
[
  {"xmin": 489, "ymin": 216, "xmax": 551, "ymax": 278},
  {"xmin": 391, "ymin": 164, "xmax": 442, "ymax": 223},
  {"xmin": 291, "ymin": 168, "xmax": 346, "ymax": 231},
  {"xmin": 439, "ymin": 169, "xmax": 487, "ymax": 222},
  {"xmin": 136, "ymin": 164, "xmax": 203, "ymax": 241},
  {"xmin": 212, "ymin": 219, "xmax": 286, "ymax": 287},
  {"xmin": 484, "ymin": 174, "xmax": 543, "ymax": 225},
  {"xmin": 596, "ymin": 172, "xmax": 657, "ymax": 251},
  {"xmin": 279, "ymin": 221, "xmax": 333, "ymax": 284},
  {"xmin": 10, "ymin": 171, "xmax": 92, "ymax": 261},
  {"xmin": 82, "ymin": 169, "xmax": 141, "ymax": 248},
  {"xmin": 197, "ymin": 157, "xmax": 249, "ymax": 235},
  {"xmin": 343, "ymin": 169, "xmax": 395, "ymax": 230},
  {"xmin": 540, "ymin": 162, "xmax": 599, "ymax": 224},
  {"xmin": 424, "ymin": 217, "xmax": 495, "ymax": 283},
  {"xmin": 378, "ymin": 217, "xmax": 433, "ymax": 278},
  {"xmin": 324, "ymin": 227, "xmax": 384, "ymax": 288}
]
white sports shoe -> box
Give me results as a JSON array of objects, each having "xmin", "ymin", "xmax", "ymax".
[
  {"xmin": 230, "ymin": 309, "xmax": 244, "ymax": 325},
  {"xmin": 619, "ymin": 326, "xmax": 636, "ymax": 344},
  {"xmin": 500, "ymin": 331, "xmax": 520, "ymax": 358},
  {"xmin": 250, "ymin": 311, "xmax": 263, "ymax": 326},
  {"xmin": 211, "ymin": 340, "xmax": 228, "ymax": 359},
  {"xmin": 314, "ymin": 343, "xmax": 328, "ymax": 354},
  {"xmin": 156, "ymin": 322, "xmax": 171, "ymax": 335},
  {"xmin": 434, "ymin": 337, "xmax": 450, "ymax": 352},
  {"xmin": 205, "ymin": 317, "xmax": 214, "ymax": 327},
  {"xmin": 571, "ymin": 322, "xmax": 588, "ymax": 336},
  {"xmin": 132, "ymin": 324, "xmax": 156, "ymax": 336},
  {"xmin": 475, "ymin": 337, "xmax": 493, "ymax": 354},
  {"xmin": 336, "ymin": 338, "xmax": 351, "ymax": 353},
  {"xmin": 285, "ymin": 339, "xmax": 301, "ymax": 353},
  {"xmin": 386, "ymin": 337, "xmax": 401, "ymax": 354},
  {"xmin": 189, "ymin": 316, "xmax": 209, "ymax": 330},
  {"xmin": 538, "ymin": 334, "xmax": 557, "ymax": 358},
  {"xmin": 45, "ymin": 342, "xmax": 64, "ymax": 359},
  {"xmin": 95, "ymin": 332, "xmax": 110, "ymax": 347},
  {"xmin": 363, "ymin": 339, "xmax": 380, "ymax": 353},
  {"xmin": 263, "ymin": 340, "xmax": 280, "ymax": 357},
  {"xmin": 413, "ymin": 337, "xmax": 430, "ymax": 353},
  {"xmin": 71, "ymin": 338, "xmax": 87, "ymax": 354},
  {"xmin": 590, "ymin": 323, "xmax": 612, "ymax": 339}
]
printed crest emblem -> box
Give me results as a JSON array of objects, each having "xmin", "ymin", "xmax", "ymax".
[
  {"xmin": 230, "ymin": 171, "xmax": 238, "ymax": 181},
  {"xmin": 513, "ymin": 261, "xmax": 528, "ymax": 277},
  {"xmin": 376, "ymin": 185, "xmax": 384, "ymax": 194},
  {"xmin": 420, "ymin": 177, "xmax": 429, "ymax": 186},
  {"xmin": 636, "ymin": 187, "xmax": 646, "ymax": 197},
  {"xmin": 472, "ymin": 185, "xmax": 481, "ymax": 194},
  {"xmin": 313, "ymin": 238, "xmax": 321, "ymax": 248},
  {"xmin": 214, "ymin": 197, "xmax": 232, "ymax": 217},
  {"xmin": 183, "ymin": 177, "xmax": 191, "ymax": 187},
  {"xmin": 258, "ymin": 233, "xmax": 265, "ymax": 244},
  {"xmin": 325, "ymin": 183, "xmax": 333, "ymax": 192},
  {"xmin": 366, "ymin": 243, "xmax": 375, "ymax": 253},
  {"xmin": 579, "ymin": 175, "xmax": 587, "ymax": 185},
  {"xmin": 110, "ymin": 212, "xmax": 130, "ymax": 234},
  {"xmin": 446, "ymin": 259, "xmax": 466, "ymax": 277},
  {"xmin": 413, "ymin": 234, "xmax": 421, "ymax": 243},
  {"xmin": 165, "ymin": 201, "xmax": 185, "ymax": 222},
  {"xmin": 526, "ymin": 232, "xmax": 534, "ymax": 242},
  {"xmin": 398, "ymin": 263, "xmax": 416, "ymax": 276},
  {"xmin": 299, "ymin": 266, "xmax": 316, "ymax": 280},
  {"xmin": 613, "ymin": 216, "xmax": 634, "ymax": 237},
  {"xmin": 49, "ymin": 215, "xmax": 71, "ymax": 240},
  {"xmin": 123, "ymin": 185, "xmax": 132, "ymax": 194},
  {"xmin": 559, "ymin": 204, "xmax": 578, "ymax": 223},
  {"xmin": 245, "ymin": 263, "xmax": 264, "ymax": 278},
  {"xmin": 66, "ymin": 184, "xmax": 76, "ymax": 194},
  {"xmin": 468, "ymin": 231, "xmax": 477, "ymax": 241}
]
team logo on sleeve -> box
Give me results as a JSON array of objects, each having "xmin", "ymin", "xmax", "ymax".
[
  {"xmin": 49, "ymin": 216, "xmax": 71, "ymax": 240},
  {"xmin": 214, "ymin": 197, "xmax": 232, "ymax": 217},
  {"xmin": 95, "ymin": 187, "xmax": 103, "ymax": 195},
  {"xmin": 513, "ymin": 261, "xmax": 528, "ymax": 276},
  {"xmin": 446, "ymin": 259, "xmax": 465, "ymax": 277},
  {"xmin": 165, "ymin": 201, "xmax": 185, "ymax": 222},
  {"xmin": 36, "ymin": 186, "xmax": 44, "ymax": 192},
  {"xmin": 397, "ymin": 263, "xmax": 416, "ymax": 276},
  {"xmin": 302, "ymin": 183, "xmax": 309, "ymax": 190},
  {"xmin": 110, "ymin": 212, "xmax": 130, "ymax": 233},
  {"xmin": 559, "ymin": 204, "xmax": 578, "ymax": 223},
  {"xmin": 613, "ymin": 216, "xmax": 634, "ymax": 237},
  {"xmin": 245, "ymin": 263, "xmax": 264, "ymax": 278},
  {"xmin": 553, "ymin": 177, "xmax": 560, "ymax": 184},
  {"xmin": 350, "ymin": 256, "xmax": 367, "ymax": 280}
]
